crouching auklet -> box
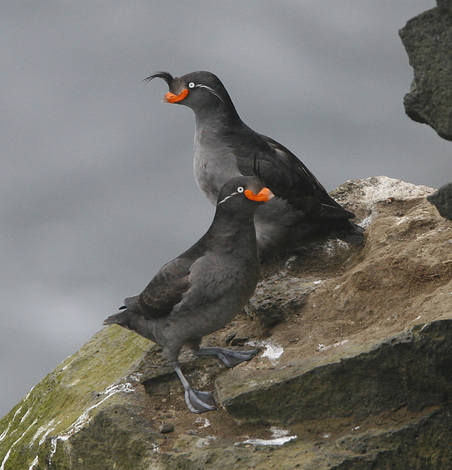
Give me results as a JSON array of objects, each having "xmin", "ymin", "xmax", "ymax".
[
  {"xmin": 104, "ymin": 176, "xmax": 274, "ymax": 413},
  {"xmin": 146, "ymin": 70, "xmax": 363, "ymax": 256}
]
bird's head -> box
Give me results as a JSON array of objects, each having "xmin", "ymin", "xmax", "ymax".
[
  {"xmin": 216, "ymin": 176, "xmax": 274, "ymax": 214},
  {"xmin": 145, "ymin": 71, "xmax": 233, "ymax": 113}
]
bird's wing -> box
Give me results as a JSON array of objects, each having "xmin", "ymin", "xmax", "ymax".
[
  {"xmin": 122, "ymin": 232, "xmax": 209, "ymax": 320},
  {"xmin": 135, "ymin": 256, "xmax": 193, "ymax": 319},
  {"xmin": 234, "ymin": 129, "xmax": 354, "ymax": 219},
  {"xmin": 171, "ymin": 251, "xmax": 253, "ymax": 316}
]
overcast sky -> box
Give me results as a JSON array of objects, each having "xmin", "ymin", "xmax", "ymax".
[{"xmin": 1, "ymin": 1, "xmax": 450, "ymax": 417}]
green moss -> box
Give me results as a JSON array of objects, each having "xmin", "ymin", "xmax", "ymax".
[{"xmin": 0, "ymin": 326, "xmax": 151, "ymax": 470}]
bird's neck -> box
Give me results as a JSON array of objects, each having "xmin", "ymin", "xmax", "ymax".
[
  {"xmin": 194, "ymin": 102, "xmax": 243, "ymax": 130},
  {"xmin": 207, "ymin": 210, "xmax": 257, "ymax": 256}
]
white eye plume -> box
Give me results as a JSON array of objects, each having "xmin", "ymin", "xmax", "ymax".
[
  {"xmin": 194, "ymin": 83, "xmax": 225, "ymax": 103},
  {"xmin": 218, "ymin": 191, "xmax": 238, "ymax": 205},
  {"xmin": 188, "ymin": 82, "xmax": 195, "ymax": 89},
  {"xmin": 237, "ymin": 186, "xmax": 244, "ymax": 193}
]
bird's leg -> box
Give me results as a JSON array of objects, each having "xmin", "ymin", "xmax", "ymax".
[
  {"xmin": 193, "ymin": 346, "xmax": 259, "ymax": 368},
  {"xmin": 174, "ymin": 364, "xmax": 216, "ymax": 414}
]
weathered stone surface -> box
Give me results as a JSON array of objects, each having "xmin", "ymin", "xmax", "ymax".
[
  {"xmin": 247, "ymin": 271, "xmax": 320, "ymax": 327},
  {"xmin": 1, "ymin": 176, "xmax": 451, "ymax": 469},
  {"xmin": 399, "ymin": 0, "xmax": 452, "ymax": 140},
  {"xmin": 159, "ymin": 423, "xmax": 174, "ymax": 434},
  {"xmin": 0, "ymin": 326, "xmax": 157, "ymax": 470},
  {"xmin": 216, "ymin": 320, "xmax": 452, "ymax": 424},
  {"xmin": 153, "ymin": 406, "xmax": 452, "ymax": 470},
  {"xmin": 428, "ymin": 182, "xmax": 452, "ymax": 220},
  {"xmin": 332, "ymin": 405, "xmax": 452, "ymax": 470}
]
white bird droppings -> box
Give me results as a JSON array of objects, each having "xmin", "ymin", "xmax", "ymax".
[
  {"xmin": 20, "ymin": 408, "xmax": 31, "ymax": 424},
  {"xmin": 0, "ymin": 420, "xmax": 37, "ymax": 470},
  {"xmin": 0, "ymin": 406, "xmax": 26, "ymax": 443},
  {"xmin": 235, "ymin": 435, "xmax": 297, "ymax": 447},
  {"xmin": 262, "ymin": 343, "xmax": 284, "ymax": 362},
  {"xmin": 317, "ymin": 339, "xmax": 349, "ymax": 352},
  {"xmin": 0, "ymin": 423, "xmax": 12, "ymax": 443},
  {"xmin": 196, "ymin": 435, "xmax": 217, "ymax": 448},
  {"xmin": 234, "ymin": 426, "xmax": 297, "ymax": 447},
  {"xmin": 47, "ymin": 380, "xmax": 135, "ymax": 465},
  {"xmin": 247, "ymin": 340, "xmax": 284, "ymax": 364},
  {"xmin": 195, "ymin": 417, "xmax": 210, "ymax": 428},
  {"xmin": 28, "ymin": 456, "xmax": 39, "ymax": 470},
  {"xmin": 269, "ymin": 427, "xmax": 289, "ymax": 438}
]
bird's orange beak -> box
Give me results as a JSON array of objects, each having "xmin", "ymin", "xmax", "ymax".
[
  {"xmin": 165, "ymin": 89, "xmax": 189, "ymax": 103},
  {"xmin": 244, "ymin": 187, "xmax": 274, "ymax": 202}
]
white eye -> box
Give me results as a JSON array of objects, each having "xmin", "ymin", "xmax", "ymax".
[
  {"xmin": 237, "ymin": 186, "xmax": 244, "ymax": 193},
  {"xmin": 188, "ymin": 82, "xmax": 195, "ymax": 89}
]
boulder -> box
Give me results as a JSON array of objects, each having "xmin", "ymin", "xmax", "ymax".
[
  {"xmin": 399, "ymin": 0, "xmax": 452, "ymax": 141},
  {"xmin": 1, "ymin": 177, "xmax": 451, "ymax": 469},
  {"xmin": 428, "ymin": 182, "xmax": 452, "ymax": 220}
]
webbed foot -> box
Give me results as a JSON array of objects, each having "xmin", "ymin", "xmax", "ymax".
[
  {"xmin": 184, "ymin": 388, "xmax": 216, "ymax": 413},
  {"xmin": 196, "ymin": 347, "xmax": 259, "ymax": 368},
  {"xmin": 174, "ymin": 364, "xmax": 216, "ymax": 414}
]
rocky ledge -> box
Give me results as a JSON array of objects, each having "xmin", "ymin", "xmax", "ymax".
[{"xmin": 0, "ymin": 176, "xmax": 451, "ymax": 470}]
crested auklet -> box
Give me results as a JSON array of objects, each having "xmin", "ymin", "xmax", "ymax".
[{"xmin": 104, "ymin": 176, "xmax": 274, "ymax": 413}]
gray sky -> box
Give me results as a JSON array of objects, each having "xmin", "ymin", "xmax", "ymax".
[{"xmin": 1, "ymin": 1, "xmax": 450, "ymax": 417}]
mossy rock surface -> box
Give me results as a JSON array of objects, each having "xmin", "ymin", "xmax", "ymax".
[{"xmin": 0, "ymin": 326, "xmax": 152, "ymax": 470}]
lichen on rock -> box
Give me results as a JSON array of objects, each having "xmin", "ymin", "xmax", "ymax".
[{"xmin": 0, "ymin": 326, "xmax": 152, "ymax": 470}]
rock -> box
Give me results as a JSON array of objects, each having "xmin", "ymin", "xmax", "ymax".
[
  {"xmin": 247, "ymin": 272, "xmax": 318, "ymax": 328},
  {"xmin": 0, "ymin": 326, "xmax": 160, "ymax": 470},
  {"xmin": 229, "ymin": 336, "xmax": 249, "ymax": 346},
  {"xmin": 216, "ymin": 320, "xmax": 452, "ymax": 424},
  {"xmin": 1, "ymin": 176, "xmax": 451, "ymax": 469},
  {"xmin": 217, "ymin": 176, "xmax": 451, "ymax": 426},
  {"xmin": 224, "ymin": 332, "xmax": 236, "ymax": 344},
  {"xmin": 427, "ymin": 182, "xmax": 452, "ymax": 220},
  {"xmin": 399, "ymin": 0, "xmax": 452, "ymax": 141},
  {"xmin": 159, "ymin": 423, "xmax": 174, "ymax": 434}
]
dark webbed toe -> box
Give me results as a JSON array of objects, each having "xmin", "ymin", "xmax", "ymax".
[
  {"xmin": 195, "ymin": 347, "xmax": 259, "ymax": 367},
  {"xmin": 175, "ymin": 364, "xmax": 216, "ymax": 413},
  {"xmin": 217, "ymin": 348, "xmax": 259, "ymax": 367}
]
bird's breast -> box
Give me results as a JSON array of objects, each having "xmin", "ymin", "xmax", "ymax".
[{"xmin": 194, "ymin": 129, "xmax": 241, "ymax": 204}]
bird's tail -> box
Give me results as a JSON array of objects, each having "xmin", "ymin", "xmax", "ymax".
[
  {"xmin": 318, "ymin": 202, "xmax": 355, "ymax": 220},
  {"xmin": 104, "ymin": 295, "xmax": 141, "ymax": 327},
  {"xmin": 334, "ymin": 220, "xmax": 365, "ymax": 246},
  {"xmin": 103, "ymin": 310, "xmax": 131, "ymax": 327}
]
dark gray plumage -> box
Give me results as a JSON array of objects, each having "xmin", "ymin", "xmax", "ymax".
[
  {"xmin": 146, "ymin": 70, "xmax": 364, "ymax": 255},
  {"xmin": 104, "ymin": 176, "xmax": 274, "ymax": 413}
]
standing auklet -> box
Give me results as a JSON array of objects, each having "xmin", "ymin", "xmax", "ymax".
[
  {"xmin": 146, "ymin": 71, "xmax": 363, "ymax": 255},
  {"xmin": 104, "ymin": 176, "xmax": 274, "ymax": 413}
]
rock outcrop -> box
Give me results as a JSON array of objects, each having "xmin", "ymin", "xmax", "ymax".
[
  {"xmin": 428, "ymin": 182, "xmax": 452, "ymax": 220},
  {"xmin": 399, "ymin": 0, "xmax": 452, "ymax": 141},
  {"xmin": 1, "ymin": 176, "xmax": 451, "ymax": 470}
]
